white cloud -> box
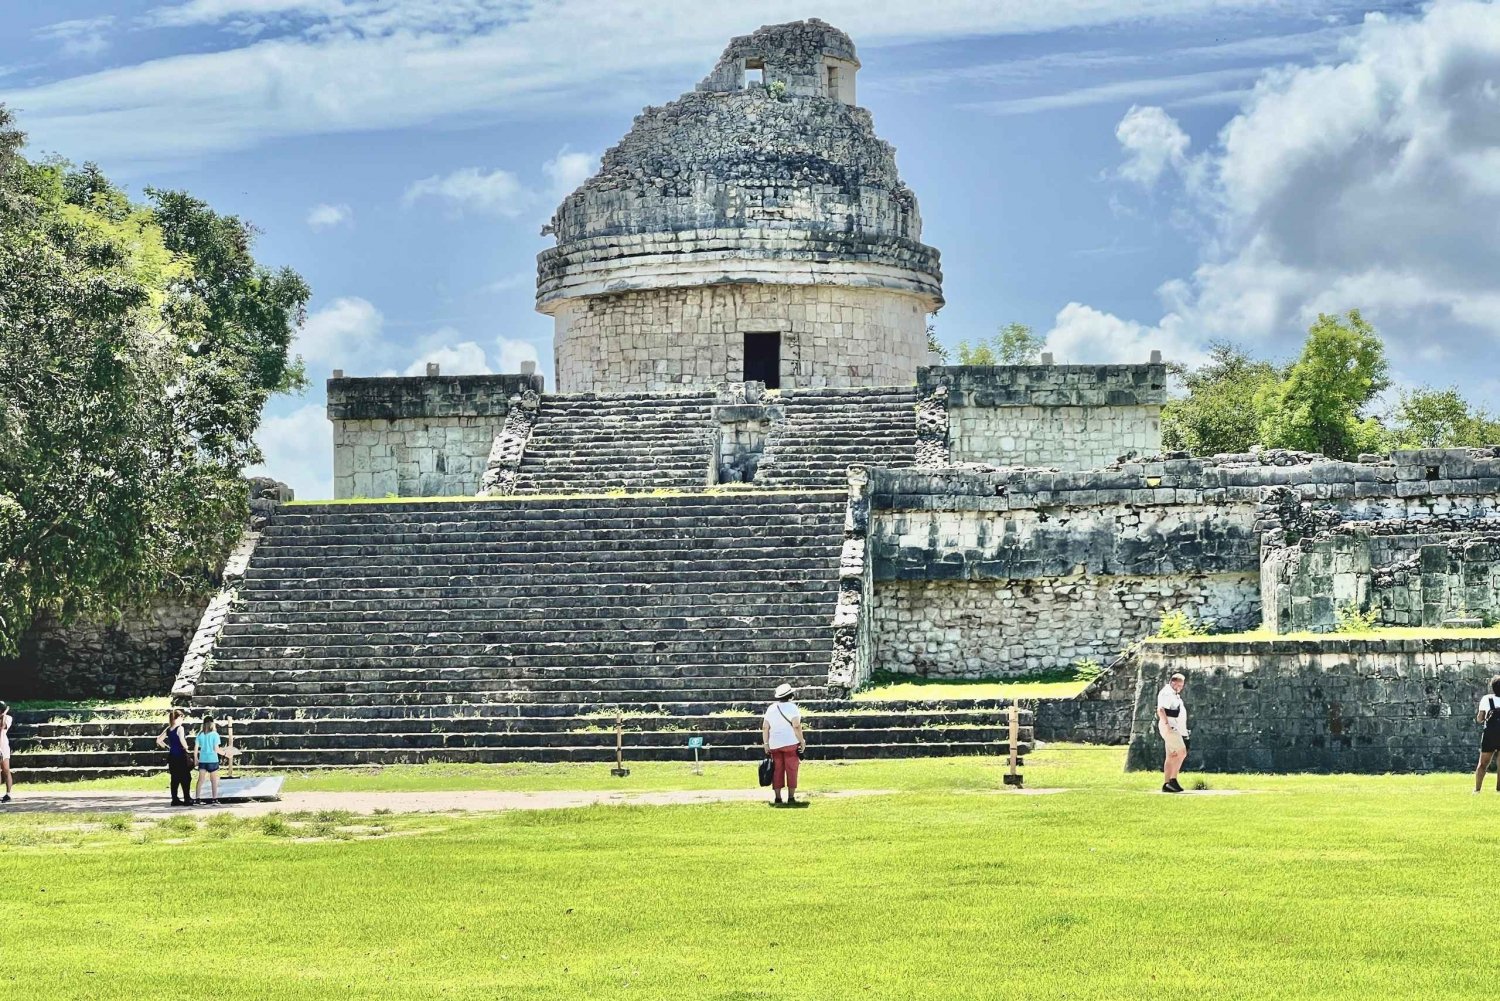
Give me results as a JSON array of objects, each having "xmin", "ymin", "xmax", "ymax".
[
  {"xmin": 496, "ymin": 335, "xmax": 541, "ymax": 373},
  {"xmin": 305, "ymin": 202, "xmax": 352, "ymax": 229},
  {"xmin": 403, "ymin": 332, "xmax": 492, "ymax": 375},
  {"xmin": 964, "ymin": 66, "xmax": 1263, "ymax": 116},
  {"xmin": 543, "ymin": 147, "xmax": 598, "ymax": 200},
  {"xmin": 1063, "ymin": 2, "xmax": 1500, "ymax": 376},
  {"xmin": 247, "ymin": 402, "xmax": 333, "ymax": 501},
  {"xmin": 295, "ymin": 296, "xmax": 383, "ymax": 373},
  {"xmin": 36, "ymin": 17, "xmax": 115, "ymax": 59},
  {"xmin": 1115, "ymin": 105, "xmax": 1190, "ymax": 186},
  {"xmin": 10, "ymin": 0, "xmax": 1298, "ymax": 162},
  {"xmin": 403, "ymin": 167, "xmax": 531, "ymax": 218},
  {"xmin": 1043, "ymin": 302, "xmax": 1208, "ymax": 367}
]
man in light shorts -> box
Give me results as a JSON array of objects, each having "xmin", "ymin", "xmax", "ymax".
[{"xmin": 1156, "ymin": 673, "xmax": 1189, "ymax": 794}]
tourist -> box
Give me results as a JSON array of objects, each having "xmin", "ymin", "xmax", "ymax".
[
  {"xmin": 0, "ymin": 701, "xmax": 12, "ymax": 804},
  {"xmin": 155, "ymin": 708, "xmax": 195, "ymax": 806},
  {"xmin": 1474, "ymin": 676, "xmax": 1500, "ymax": 794},
  {"xmin": 195, "ymin": 714, "xmax": 223, "ymax": 806},
  {"xmin": 1157, "ymin": 672, "xmax": 1189, "ymax": 794},
  {"xmin": 762, "ymin": 682, "xmax": 807, "ymax": 808}
]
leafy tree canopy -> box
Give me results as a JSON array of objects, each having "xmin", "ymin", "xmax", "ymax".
[
  {"xmin": 1255, "ymin": 310, "xmax": 1389, "ymax": 460},
  {"xmin": 1161, "ymin": 342, "xmax": 1284, "ymax": 456},
  {"xmin": 956, "ymin": 323, "xmax": 1043, "ymax": 366},
  {"xmin": 1384, "ymin": 387, "xmax": 1500, "ymax": 449},
  {"xmin": 0, "ymin": 105, "xmax": 310, "ymax": 656}
]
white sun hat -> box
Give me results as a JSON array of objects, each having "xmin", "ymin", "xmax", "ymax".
[{"xmin": 773, "ymin": 683, "xmax": 797, "ymax": 699}]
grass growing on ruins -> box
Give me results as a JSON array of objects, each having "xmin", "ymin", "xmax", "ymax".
[
  {"xmin": 1, "ymin": 747, "xmax": 1496, "ymax": 1000},
  {"xmin": 854, "ymin": 667, "xmax": 1096, "ymax": 702},
  {"xmin": 1153, "ymin": 625, "xmax": 1500, "ymax": 642},
  {"xmin": 8, "ymin": 695, "xmax": 170, "ymax": 714}
]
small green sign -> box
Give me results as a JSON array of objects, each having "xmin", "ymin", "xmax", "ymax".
[{"xmin": 687, "ymin": 736, "xmax": 705, "ymax": 749}]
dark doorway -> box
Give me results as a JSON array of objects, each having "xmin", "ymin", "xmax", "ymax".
[{"xmin": 744, "ymin": 332, "xmax": 781, "ymax": 389}]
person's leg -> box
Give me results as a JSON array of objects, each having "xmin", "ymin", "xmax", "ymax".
[
  {"xmin": 1166, "ymin": 749, "xmax": 1186, "ymax": 783},
  {"xmin": 179, "ymin": 761, "xmax": 195, "ymax": 804},
  {"xmin": 1, "ymin": 759, "xmax": 11, "ymax": 799},
  {"xmin": 771, "ymin": 749, "xmax": 786, "ymax": 802},
  {"xmin": 784, "ymin": 751, "xmax": 801, "ymax": 802},
  {"xmin": 210, "ymin": 768, "xmax": 220, "ymax": 802},
  {"xmin": 195, "ymin": 767, "xmax": 206, "ymax": 803},
  {"xmin": 169, "ymin": 761, "xmax": 184, "ymax": 803},
  {"xmin": 1475, "ymin": 751, "xmax": 1493, "ymax": 793}
]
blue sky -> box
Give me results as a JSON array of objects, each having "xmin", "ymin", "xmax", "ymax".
[{"xmin": 3, "ymin": 0, "xmax": 1498, "ymax": 498}]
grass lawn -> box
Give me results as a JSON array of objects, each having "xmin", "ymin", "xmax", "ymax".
[
  {"xmin": 1158, "ymin": 626, "xmax": 1500, "ymax": 641},
  {"xmin": 3, "ymin": 747, "xmax": 1495, "ymax": 999}
]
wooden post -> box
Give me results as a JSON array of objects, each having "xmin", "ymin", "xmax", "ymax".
[
  {"xmin": 610, "ymin": 711, "xmax": 630, "ymax": 778},
  {"xmin": 1004, "ymin": 704, "xmax": 1023, "ymax": 788},
  {"xmin": 225, "ymin": 717, "xmax": 236, "ymax": 779}
]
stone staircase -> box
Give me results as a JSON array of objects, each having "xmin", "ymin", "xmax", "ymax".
[
  {"xmin": 9, "ymin": 489, "xmax": 1031, "ymax": 780},
  {"xmin": 511, "ymin": 392, "xmax": 716, "ymax": 492},
  {"xmin": 757, "ymin": 388, "xmax": 919, "ymax": 487}
]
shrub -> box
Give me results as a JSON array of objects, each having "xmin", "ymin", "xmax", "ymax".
[
  {"xmin": 1072, "ymin": 658, "xmax": 1106, "ymax": 682},
  {"xmin": 1334, "ymin": 603, "xmax": 1380, "ymax": 634},
  {"xmin": 1156, "ymin": 609, "xmax": 1207, "ymax": 639}
]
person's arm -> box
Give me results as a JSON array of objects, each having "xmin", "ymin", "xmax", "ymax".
[
  {"xmin": 1480, "ymin": 698, "xmax": 1493, "ymax": 725},
  {"xmin": 761, "ymin": 718, "xmax": 771, "ymax": 755},
  {"xmin": 1157, "ymin": 706, "xmax": 1171, "ymax": 729},
  {"xmin": 793, "ymin": 718, "xmax": 806, "ymax": 751}
]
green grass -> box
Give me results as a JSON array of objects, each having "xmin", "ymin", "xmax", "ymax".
[
  {"xmin": 8, "ymin": 695, "xmax": 170, "ymax": 714},
  {"xmin": 854, "ymin": 668, "xmax": 1095, "ymax": 702},
  {"xmin": 5, "ymin": 748, "xmax": 1496, "ymax": 999},
  {"xmin": 1155, "ymin": 625, "xmax": 1500, "ymax": 642}
]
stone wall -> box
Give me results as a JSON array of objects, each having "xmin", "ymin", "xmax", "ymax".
[
  {"xmin": 917, "ymin": 364, "xmax": 1166, "ymax": 469},
  {"xmin": 552, "ymin": 284, "xmax": 928, "ymax": 394},
  {"xmin": 1126, "ymin": 637, "xmax": 1500, "ymax": 773},
  {"xmin": 865, "ymin": 451, "xmax": 1500, "ymax": 680},
  {"xmin": 872, "ymin": 574, "xmax": 1258, "ymax": 678},
  {"xmin": 2, "ymin": 597, "xmax": 208, "ymax": 700},
  {"xmin": 327, "ymin": 374, "xmax": 542, "ymax": 498}
]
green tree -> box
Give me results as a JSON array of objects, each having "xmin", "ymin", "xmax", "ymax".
[
  {"xmin": 0, "ymin": 105, "xmax": 310, "ymax": 657},
  {"xmin": 1161, "ymin": 342, "xmax": 1283, "ymax": 455},
  {"xmin": 1385, "ymin": 387, "xmax": 1500, "ymax": 449},
  {"xmin": 1255, "ymin": 310, "xmax": 1389, "ymax": 460},
  {"xmin": 956, "ymin": 323, "xmax": 1042, "ymax": 365},
  {"xmin": 925, "ymin": 320, "xmax": 947, "ymax": 363}
]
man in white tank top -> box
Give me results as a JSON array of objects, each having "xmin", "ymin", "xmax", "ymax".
[{"xmin": 1156, "ymin": 673, "xmax": 1189, "ymax": 793}]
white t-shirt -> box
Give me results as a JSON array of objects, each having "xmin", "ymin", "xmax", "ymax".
[
  {"xmin": 1157, "ymin": 684, "xmax": 1188, "ymax": 735},
  {"xmin": 1480, "ymin": 694, "xmax": 1500, "ymax": 718},
  {"xmin": 764, "ymin": 702, "xmax": 801, "ymax": 749}
]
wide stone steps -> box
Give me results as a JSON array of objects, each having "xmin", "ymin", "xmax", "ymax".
[
  {"xmin": 511, "ymin": 392, "xmax": 716, "ymax": 493},
  {"xmin": 220, "ymin": 613, "xmax": 830, "ymax": 638},
  {"xmin": 754, "ymin": 388, "xmax": 920, "ymax": 487}
]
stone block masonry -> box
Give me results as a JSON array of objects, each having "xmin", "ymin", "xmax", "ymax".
[
  {"xmin": 1126, "ymin": 637, "xmax": 1500, "ymax": 773},
  {"xmin": 917, "ymin": 364, "xmax": 1166, "ymax": 470},
  {"xmin": 328, "ymin": 373, "xmax": 543, "ymax": 499}
]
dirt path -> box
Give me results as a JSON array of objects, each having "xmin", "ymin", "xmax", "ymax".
[{"xmin": 0, "ymin": 787, "xmax": 895, "ymax": 817}]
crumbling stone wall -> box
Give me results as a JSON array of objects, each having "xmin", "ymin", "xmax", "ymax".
[
  {"xmin": 328, "ymin": 373, "xmax": 542, "ymax": 498},
  {"xmin": 918, "ymin": 364, "xmax": 1166, "ymax": 470},
  {"xmin": 867, "ymin": 450, "xmax": 1500, "ymax": 679},
  {"xmin": 1126, "ymin": 637, "xmax": 1500, "ymax": 773},
  {"xmin": 553, "ymin": 284, "xmax": 928, "ymax": 393}
]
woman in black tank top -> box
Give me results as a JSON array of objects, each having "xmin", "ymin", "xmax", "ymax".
[{"xmin": 1474, "ymin": 676, "xmax": 1500, "ymax": 794}]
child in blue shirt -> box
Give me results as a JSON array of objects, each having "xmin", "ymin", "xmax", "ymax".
[{"xmin": 195, "ymin": 715, "xmax": 223, "ymax": 806}]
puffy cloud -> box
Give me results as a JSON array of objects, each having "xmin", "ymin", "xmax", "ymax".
[
  {"xmin": 1068, "ymin": 2, "xmax": 1500, "ymax": 380},
  {"xmin": 403, "ymin": 167, "xmax": 531, "ymax": 218},
  {"xmin": 402, "ymin": 332, "xmax": 492, "ymax": 375},
  {"xmin": 1115, "ymin": 104, "xmax": 1191, "ymax": 186},
  {"xmin": 542, "ymin": 147, "xmax": 598, "ymax": 200},
  {"xmin": 305, "ymin": 202, "xmax": 352, "ymax": 229},
  {"xmin": 1044, "ymin": 302, "xmax": 1208, "ymax": 368},
  {"xmin": 247, "ymin": 403, "xmax": 333, "ymax": 501},
  {"xmin": 295, "ymin": 296, "xmax": 382, "ymax": 372},
  {"xmin": 495, "ymin": 335, "xmax": 541, "ymax": 373}
]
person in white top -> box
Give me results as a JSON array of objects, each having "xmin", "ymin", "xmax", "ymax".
[
  {"xmin": 762, "ymin": 683, "xmax": 807, "ymax": 808},
  {"xmin": 0, "ymin": 701, "xmax": 12, "ymax": 804},
  {"xmin": 1474, "ymin": 676, "xmax": 1500, "ymax": 794},
  {"xmin": 1156, "ymin": 673, "xmax": 1189, "ymax": 794}
]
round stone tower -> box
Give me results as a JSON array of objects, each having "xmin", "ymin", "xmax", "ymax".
[{"xmin": 536, "ymin": 19, "xmax": 943, "ymax": 394}]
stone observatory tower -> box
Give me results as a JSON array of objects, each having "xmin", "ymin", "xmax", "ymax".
[{"xmin": 536, "ymin": 19, "xmax": 943, "ymax": 393}]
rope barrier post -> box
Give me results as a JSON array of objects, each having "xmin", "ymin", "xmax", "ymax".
[
  {"xmin": 610, "ymin": 711, "xmax": 630, "ymax": 778},
  {"xmin": 1004, "ymin": 703, "xmax": 1023, "ymax": 788},
  {"xmin": 225, "ymin": 717, "xmax": 236, "ymax": 779}
]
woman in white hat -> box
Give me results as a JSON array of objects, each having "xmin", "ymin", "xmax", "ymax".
[{"xmin": 762, "ymin": 682, "xmax": 807, "ymax": 807}]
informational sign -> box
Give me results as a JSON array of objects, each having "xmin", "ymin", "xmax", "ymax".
[{"xmin": 687, "ymin": 736, "xmax": 705, "ymax": 749}]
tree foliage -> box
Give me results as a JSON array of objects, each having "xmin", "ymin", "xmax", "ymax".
[
  {"xmin": 0, "ymin": 105, "xmax": 310, "ymax": 656},
  {"xmin": 1384, "ymin": 387, "xmax": 1500, "ymax": 449},
  {"xmin": 957, "ymin": 323, "xmax": 1043, "ymax": 365},
  {"xmin": 1161, "ymin": 342, "xmax": 1283, "ymax": 456},
  {"xmin": 1255, "ymin": 310, "xmax": 1389, "ymax": 460}
]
